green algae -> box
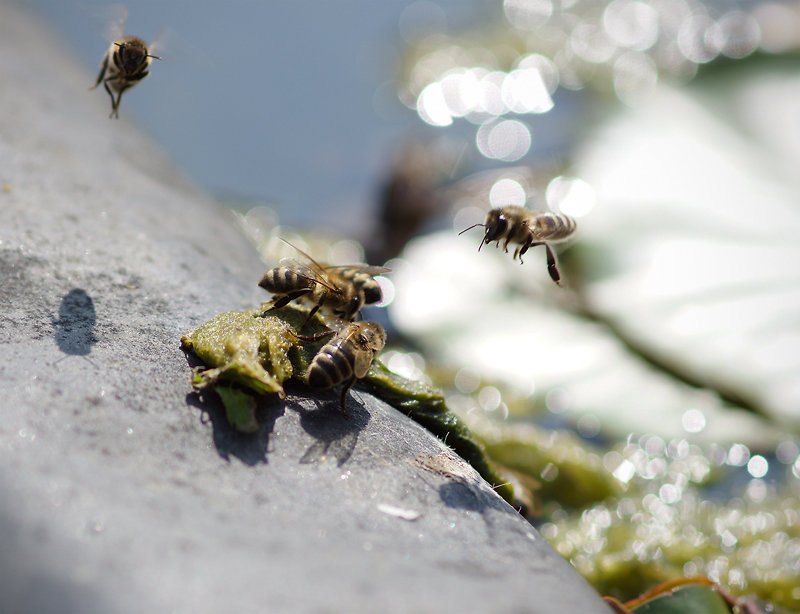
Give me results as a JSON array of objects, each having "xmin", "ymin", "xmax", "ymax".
[
  {"xmin": 182, "ymin": 304, "xmax": 515, "ymax": 504},
  {"xmin": 182, "ymin": 307, "xmax": 295, "ymax": 396},
  {"xmin": 476, "ymin": 421, "xmax": 625, "ymax": 511},
  {"xmin": 214, "ymin": 386, "xmax": 259, "ymax": 433}
]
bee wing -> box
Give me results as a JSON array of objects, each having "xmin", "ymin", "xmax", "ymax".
[
  {"xmin": 101, "ymin": 3, "xmax": 129, "ymax": 42},
  {"xmin": 352, "ymin": 351, "xmax": 374, "ymax": 379},
  {"xmin": 148, "ymin": 25, "xmax": 169, "ymax": 59},
  {"xmin": 323, "ymin": 265, "xmax": 392, "ymax": 276},
  {"xmin": 443, "ymin": 165, "xmax": 540, "ymax": 204},
  {"xmin": 278, "ymin": 238, "xmax": 332, "ymax": 276},
  {"xmin": 277, "ymin": 258, "xmax": 340, "ymax": 293}
]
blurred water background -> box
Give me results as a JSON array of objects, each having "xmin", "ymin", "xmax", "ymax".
[
  {"xmin": 21, "ymin": 0, "xmax": 497, "ymax": 233},
  {"xmin": 20, "ymin": 0, "xmax": 800, "ymax": 608}
]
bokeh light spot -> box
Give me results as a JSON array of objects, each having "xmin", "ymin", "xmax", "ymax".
[
  {"xmin": 476, "ymin": 119, "xmax": 532, "ymax": 161},
  {"xmin": 602, "ymin": 0, "xmax": 660, "ymax": 51},
  {"xmin": 727, "ymin": 443, "xmax": 750, "ymax": 467},
  {"xmin": 417, "ymin": 82, "xmax": 453, "ymax": 126},
  {"xmin": 489, "ymin": 178, "xmax": 527, "ymax": 208},
  {"xmin": 501, "ymin": 68, "xmax": 554, "ymax": 113},
  {"xmin": 681, "ymin": 408, "xmax": 706, "ymax": 433},
  {"xmin": 504, "ymin": 0, "xmax": 553, "ymax": 30},
  {"xmin": 546, "ymin": 175, "xmax": 595, "ymax": 217},
  {"xmin": 747, "ymin": 455, "xmax": 769, "ymax": 479}
]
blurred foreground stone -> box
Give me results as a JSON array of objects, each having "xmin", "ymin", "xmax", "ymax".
[{"xmin": 0, "ymin": 3, "xmax": 611, "ymax": 612}]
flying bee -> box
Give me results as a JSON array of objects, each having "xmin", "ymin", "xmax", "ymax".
[
  {"xmin": 292, "ymin": 321, "xmax": 387, "ymax": 416},
  {"xmin": 459, "ymin": 206, "xmax": 576, "ymax": 285},
  {"xmin": 259, "ymin": 239, "xmax": 389, "ymax": 323},
  {"xmin": 90, "ymin": 6, "xmax": 161, "ymax": 119}
]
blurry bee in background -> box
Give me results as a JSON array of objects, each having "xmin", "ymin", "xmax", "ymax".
[
  {"xmin": 459, "ymin": 206, "xmax": 577, "ymax": 286},
  {"xmin": 90, "ymin": 7, "xmax": 161, "ymax": 118},
  {"xmin": 366, "ymin": 141, "xmax": 453, "ymax": 264},
  {"xmin": 293, "ymin": 321, "xmax": 387, "ymax": 416},
  {"xmin": 259, "ymin": 239, "xmax": 389, "ymax": 323}
]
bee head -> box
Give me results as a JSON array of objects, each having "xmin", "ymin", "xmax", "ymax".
[
  {"xmin": 482, "ymin": 210, "xmax": 508, "ymax": 244},
  {"xmin": 115, "ymin": 39, "xmax": 161, "ymax": 71}
]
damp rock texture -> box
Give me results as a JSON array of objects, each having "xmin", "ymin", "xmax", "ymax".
[{"xmin": 0, "ymin": 3, "xmax": 611, "ymax": 613}]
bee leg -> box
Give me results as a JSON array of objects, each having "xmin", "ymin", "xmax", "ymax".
[
  {"xmin": 106, "ymin": 79, "xmax": 132, "ymax": 119},
  {"xmin": 302, "ymin": 291, "xmax": 327, "ymax": 327},
  {"xmin": 516, "ymin": 239, "xmax": 533, "ymax": 265},
  {"xmin": 338, "ymin": 376, "xmax": 356, "ymax": 418},
  {"xmin": 90, "ymin": 56, "xmax": 109, "ymax": 90},
  {"xmin": 268, "ymin": 295, "xmax": 293, "ymax": 310},
  {"xmin": 288, "ymin": 329, "xmax": 335, "ymax": 343},
  {"xmin": 263, "ymin": 289, "xmax": 312, "ymax": 313},
  {"xmin": 543, "ymin": 243, "xmax": 562, "ymax": 285},
  {"xmin": 100, "ymin": 80, "xmax": 117, "ymax": 118}
]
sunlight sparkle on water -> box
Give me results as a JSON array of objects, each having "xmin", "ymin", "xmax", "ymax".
[
  {"xmin": 503, "ymin": 0, "xmax": 553, "ymax": 30},
  {"xmin": 417, "ymin": 82, "xmax": 453, "ymax": 127},
  {"xmin": 747, "ymin": 455, "xmax": 769, "ymax": 479},
  {"xmin": 545, "ymin": 175, "xmax": 595, "ymax": 217},
  {"xmin": 602, "ymin": 0, "xmax": 660, "ymax": 51},
  {"xmin": 501, "ymin": 67, "xmax": 554, "ymax": 114},
  {"xmin": 681, "ymin": 408, "xmax": 706, "ymax": 434},
  {"xmin": 476, "ymin": 119, "xmax": 532, "ymax": 161},
  {"xmin": 727, "ymin": 443, "xmax": 750, "ymax": 467}
]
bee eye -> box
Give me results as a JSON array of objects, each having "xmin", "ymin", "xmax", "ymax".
[{"xmin": 484, "ymin": 216, "xmax": 507, "ymax": 242}]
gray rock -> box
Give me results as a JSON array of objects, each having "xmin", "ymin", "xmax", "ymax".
[{"xmin": 0, "ymin": 3, "xmax": 612, "ymax": 613}]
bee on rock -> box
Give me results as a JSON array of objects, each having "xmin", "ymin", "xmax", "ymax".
[
  {"xmin": 259, "ymin": 239, "xmax": 389, "ymax": 323},
  {"xmin": 90, "ymin": 11, "xmax": 161, "ymax": 119},
  {"xmin": 459, "ymin": 206, "xmax": 576, "ymax": 285},
  {"xmin": 292, "ymin": 321, "xmax": 387, "ymax": 416}
]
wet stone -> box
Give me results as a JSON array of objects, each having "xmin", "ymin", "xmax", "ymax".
[{"xmin": 0, "ymin": 3, "xmax": 611, "ymax": 613}]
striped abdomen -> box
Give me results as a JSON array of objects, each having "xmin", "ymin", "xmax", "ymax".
[
  {"xmin": 258, "ymin": 266, "xmax": 315, "ymax": 295},
  {"xmin": 307, "ymin": 337, "xmax": 357, "ymax": 389},
  {"xmin": 529, "ymin": 212, "xmax": 576, "ymax": 242},
  {"xmin": 336, "ymin": 268, "xmax": 383, "ymax": 305}
]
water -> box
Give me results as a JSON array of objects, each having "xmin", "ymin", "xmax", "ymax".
[{"xmin": 22, "ymin": 0, "xmax": 493, "ymax": 235}]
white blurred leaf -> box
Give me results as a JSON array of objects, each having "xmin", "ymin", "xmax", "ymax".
[
  {"xmin": 574, "ymin": 72, "xmax": 800, "ymax": 427},
  {"xmin": 389, "ymin": 233, "xmax": 782, "ymax": 447}
]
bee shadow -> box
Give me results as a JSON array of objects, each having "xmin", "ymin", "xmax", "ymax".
[
  {"xmin": 52, "ymin": 288, "xmax": 98, "ymax": 364},
  {"xmin": 183, "ymin": 352, "xmax": 284, "ymax": 466},
  {"xmin": 283, "ymin": 383, "xmax": 370, "ymax": 467}
]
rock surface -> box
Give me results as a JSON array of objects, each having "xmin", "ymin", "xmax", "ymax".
[{"xmin": 0, "ymin": 3, "xmax": 611, "ymax": 612}]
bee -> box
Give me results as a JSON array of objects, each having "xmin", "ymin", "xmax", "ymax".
[
  {"xmin": 293, "ymin": 321, "xmax": 387, "ymax": 416},
  {"xmin": 259, "ymin": 240, "xmax": 389, "ymax": 323},
  {"xmin": 459, "ymin": 206, "xmax": 576, "ymax": 285},
  {"xmin": 90, "ymin": 7, "xmax": 161, "ymax": 119}
]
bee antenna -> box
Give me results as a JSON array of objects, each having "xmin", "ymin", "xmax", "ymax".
[
  {"xmin": 457, "ymin": 223, "xmax": 485, "ymax": 236},
  {"xmin": 148, "ymin": 54, "xmax": 162, "ymax": 60}
]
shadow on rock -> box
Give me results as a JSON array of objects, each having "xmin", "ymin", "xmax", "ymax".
[
  {"xmin": 185, "ymin": 390, "xmax": 284, "ymax": 466},
  {"xmin": 52, "ymin": 288, "xmax": 97, "ymax": 361},
  {"xmin": 285, "ymin": 386, "xmax": 370, "ymax": 466},
  {"xmin": 438, "ymin": 480, "xmax": 492, "ymax": 513}
]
